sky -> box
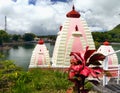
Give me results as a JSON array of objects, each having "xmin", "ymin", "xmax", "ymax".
[{"xmin": 0, "ymin": 0, "xmax": 120, "ymax": 35}]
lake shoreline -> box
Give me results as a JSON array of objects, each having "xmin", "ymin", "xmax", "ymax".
[
  {"xmin": 2, "ymin": 41, "xmax": 120, "ymax": 45},
  {"xmin": 0, "ymin": 42, "xmax": 120, "ymax": 50},
  {"xmin": 0, "ymin": 46, "xmax": 11, "ymax": 50},
  {"xmin": 111, "ymin": 42, "xmax": 120, "ymax": 45},
  {"xmin": 0, "ymin": 42, "xmax": 34, "ymax": 50}
]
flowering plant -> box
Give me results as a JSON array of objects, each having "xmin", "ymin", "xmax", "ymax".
[{"xmin": 68, "ymin": 46, "xmax": 106, "ymax": 93}]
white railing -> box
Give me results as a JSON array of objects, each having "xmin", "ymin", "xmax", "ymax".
[
  {"xmin": 103, "ymin": 50, "xmax": 120, "ymax": 86},
  {"xmin": 117, "ymin": 64, "xmax": 120, "ymax": 84}
]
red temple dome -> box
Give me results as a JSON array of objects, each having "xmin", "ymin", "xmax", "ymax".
[
  {"xmin": 66, "ymin": 5, "xmax": 80, "ymax": 18},
  {"xmin": 38, "ymin": 39, "xmax": 44, "ymax": 44},
  {"xmin": 103, "ymin": 41, "xmax": 110, "ymax": 46}
]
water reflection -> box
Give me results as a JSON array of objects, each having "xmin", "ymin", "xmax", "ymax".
[
  {"xmin": 21, "ymin": 43, "xmax": 35, "ymax": 49},
  {"xmin": 12, "ymin": 45, "xmax": 19, "ymax": 49},
  {"xmin": 0, "ymin": 43, "xmax": 54, "ymax": 70},
  {"xmin": 0, "ymin": 49, "xmax": 10, "ymax": 59}
]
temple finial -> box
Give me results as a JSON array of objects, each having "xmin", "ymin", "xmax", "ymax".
[
  {"xmin": 66, "ymin": 5, "xmax": 80, "ymax": 18},
  {"xmin": 72, "ymin": 5, "xmax": 75, "ymax": 10}
]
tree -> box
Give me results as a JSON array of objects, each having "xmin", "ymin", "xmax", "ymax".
[
  {"xmin": 0, "ymin": 37, "xmax": 3, "ymax": 46},
  {"xmin": 12, "ymin": 34, "xmax": 21, "ymax": 41},
  {"xmin": 0, "ymin": 30, "xmax": 10, "ymax": 45},
  {"xmin": 23, "ymin": 33, "xmax": 36, "ymax": 41}
]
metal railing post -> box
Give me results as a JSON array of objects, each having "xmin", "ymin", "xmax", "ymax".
[
  {"xmin": 103, "ymin": 56, "xmax": 108, "ymax": 86},
  {"xmin": 117, "ymin": 64, "xmax": 120, "ymax": 84}
]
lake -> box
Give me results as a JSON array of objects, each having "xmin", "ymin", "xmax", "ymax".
[
  {"xmin": 0, "ymin": 43, "xmax": 120, "ymax": 70},
  {"xmin": 0, "ymin": 43, "xmax": 54, "ymax": 70}
]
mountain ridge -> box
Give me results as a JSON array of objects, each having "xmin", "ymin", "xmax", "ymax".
[
  {"xmin": 92, "ymin": 24, "xmax": 120, "ymax": 42},
  {"xmin": 109, "ymin": 24, "xmax": 120, "ymax": 32}
]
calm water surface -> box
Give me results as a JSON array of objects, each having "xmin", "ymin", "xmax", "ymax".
[
  {"xmin": 0, "ymin": 43, "xmax": 120, "ymax": 70},
  {"xmin": 0, "ymin": 43, "xmax": 54, "ymax": 70}
]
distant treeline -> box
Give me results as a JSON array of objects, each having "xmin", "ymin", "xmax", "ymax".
[
  {"xmin": 92, "ymin": 31, "xmax": 120, "ymax": 43},
  {"xmin": 38, "ymin": 35, "xmax": 57, "ymax": 41},
  {"xmin": 0, "ymin": 24, "xmax": 120, "ymax": 46},
  {"xmin": 0, "ymin": 30, "xmax": 57, "ymax": 46}
]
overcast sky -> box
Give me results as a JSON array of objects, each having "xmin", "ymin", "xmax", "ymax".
[{"xmin": 0, "ymin": 0, "xmax": 120, "ymax": 35}]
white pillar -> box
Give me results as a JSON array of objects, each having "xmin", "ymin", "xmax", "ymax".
[{"xmin": 103, "ymin": 56, "xmax": 109, "ymax": 86}]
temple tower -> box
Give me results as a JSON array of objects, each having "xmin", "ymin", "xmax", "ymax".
[
  {"xmin": 52, "ymin": 6, "xmax": 95, "ymax": 66},
  {"xmin": 29, "ymin": 39, "xmax": 50, "ymax": 68},
  {"xmin": 97, "ymin": 41, "xmax": 118, "ymax": 66}
]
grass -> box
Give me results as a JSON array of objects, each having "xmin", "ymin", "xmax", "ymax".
[
  {"xmin": 0, "ymin": 58, "xmax": 73, "ymax": 93},
  {"xmin": 28, "ymin": 69, "xmax": 73, "ymax": 93}
]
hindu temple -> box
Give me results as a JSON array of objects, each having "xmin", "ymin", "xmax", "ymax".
[
  {"xmin": 29, "ymin": 39, "xmax": 50, "ymax": 68},
  {"xmin": 52, "ymin": 6, "xmax": 95, "ymax": 67}
]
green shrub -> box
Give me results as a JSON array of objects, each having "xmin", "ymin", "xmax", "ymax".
[{"xmin": 0, "ymin": 58, "xmax": 73, "ymax": 93}]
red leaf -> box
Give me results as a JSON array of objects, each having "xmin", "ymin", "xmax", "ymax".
[
  {"xmin": 88, "ymin": 61, "xmax": 101, "ymax": 65},
  {"xmin": 84, "ymin": 50, "xmax": 96, "ymax": 62},
  {"xmin": 90, "ymin": 69, "xmax": 98, "ymax": 78},
  {"xmin": 70, "ymin": 52, "xmax": 84, "ymax": 63},
  {"xmin": 69, "ymin": 71, "xmax": 75, "ymax": 79},
  {"xmin": 92, "ymin": 67, "xmax": 103, "ymax": 74},
  {"xmin": 89, "ymin": 67, "xmax": 103, "ymax": 78},
  {"xmin": 80, "ymin": 66, "xmax": 90, "ymax": 77},
  {"xmin": 89, "ymin": 53, "xmax": 105, "ymax": 64},
  {"xmin": 71, "ymin": 65, "xmax": 83, "ymax": 72}
]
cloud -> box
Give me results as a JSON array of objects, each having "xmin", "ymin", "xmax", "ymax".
[
  {"xmin": 0, "ymin": 0, "xmax": 72, "ymax": 35},
  {"xmin": 90, "ymin": 0, "xmax": 120, "ymax": 30},
  {"xmin": 73, "ymin": 0, "xmax": 120, "ymax": 30},
  {"xmin": 0, "ymin": 0, "xmax": 120, "ymax": 35}
]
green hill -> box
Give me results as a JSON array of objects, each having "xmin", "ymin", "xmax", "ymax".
[
  {"xmin": 107, "ymin": 24, "xmax": 120, "ymax": 42},
  {"xmin": 110, "ymin": 24, "xmax": 120, "ymax": 32},
  {"xmin": 92, "ymin": 24, "xmax": 120, "ymax": 43}
]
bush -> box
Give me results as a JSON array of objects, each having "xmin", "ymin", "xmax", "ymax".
[
  {"xmin": 0, "ymin": 61, "xmax": 73, "ymax": 93},
  {"xmin": 0, "ymin": 55, "xmax": 73, "ymax": 93}
]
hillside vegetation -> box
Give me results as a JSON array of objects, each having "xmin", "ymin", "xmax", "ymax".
[{"xmin": 92, "ymin": 24, "xmax": 120, "ymax": 42}]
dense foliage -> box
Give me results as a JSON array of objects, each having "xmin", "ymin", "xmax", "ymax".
[
  {"xmin": 23, "ymin": 33, "xmax": 36, "ymax": 41},
  {"xmin": 0, "ymin": 30, "xmax": 10, "ymax": 45},
  {"xmin": 0, "ymin": 54, "xmax": 73, "ymax": 93},
  {"xmin": 0, "ymin": 30, "xmax": 57, "ymax": 45},
  {"xmin": 12, "ymin": 34, "xmax": 22, "ymax": 41},
  {"xmin": 92, "ymin": 24, "xmax": 120, "ymax": 42},
  {"xmin": 38, "ymin": 35, "xmax": 57, "ymax": 41}
]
